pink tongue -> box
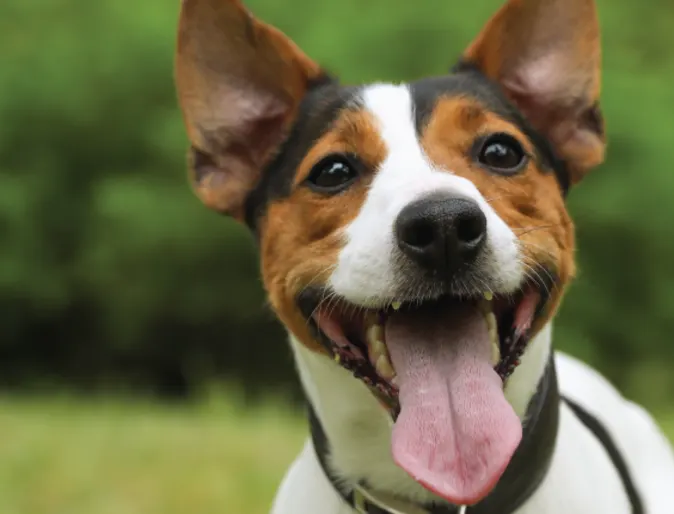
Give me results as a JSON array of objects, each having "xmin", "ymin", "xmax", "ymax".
[{"xmin": 385, "ymin": 302, "xmax": 522, "ymax": 505}]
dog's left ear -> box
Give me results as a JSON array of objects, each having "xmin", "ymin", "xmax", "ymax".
[
  {"xmin": 463, "ymin": 0, "xmax": 604, "ymax": 184},
  {"xmin": 175, "ymin": 0, "xmax": 322, "ymax": 220}
]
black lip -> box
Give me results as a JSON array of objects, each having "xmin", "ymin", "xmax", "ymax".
[{"xmin": 299, "ymin": 290, "xmax": 401, "ymax": 415}]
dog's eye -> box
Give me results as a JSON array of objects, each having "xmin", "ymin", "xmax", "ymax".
[
  {"xmin": 305, "ymin": 155, "xmax": 359, "ymax": 194},
  {"xmin": 476, "ymin": 133, "xmax": 528, "ymax": 174}
]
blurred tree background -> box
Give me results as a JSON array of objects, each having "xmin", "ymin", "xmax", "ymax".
[{"xmin": 1, "ymin": 0, "xmax": 673, "ymax": 411}]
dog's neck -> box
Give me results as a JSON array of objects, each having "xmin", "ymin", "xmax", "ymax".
[{"xmin": 290, "ymin": 323, "xmax": 556, "ymax": 506}]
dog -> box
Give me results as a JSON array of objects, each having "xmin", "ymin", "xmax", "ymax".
[{"xmin": 174, "ymin": 0, "xmax": 674, "ymax": 512}]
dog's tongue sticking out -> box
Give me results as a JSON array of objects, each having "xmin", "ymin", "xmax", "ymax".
[{"xmin": 385, "ymin": 301, "xmax": 522, "ymax": 506}]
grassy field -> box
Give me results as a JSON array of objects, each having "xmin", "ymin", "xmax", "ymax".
[
  {"xmin": 0, "ymin": 392, "xmax": 672, "ymax": 514},
  {"xmin": 0, "ymin": 392, "xmax": 306, "ymax": 514}
]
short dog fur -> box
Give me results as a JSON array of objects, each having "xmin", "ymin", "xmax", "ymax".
[{"xmin": 174, "ymin": 0, "xmax": 674, "ymax": 512}]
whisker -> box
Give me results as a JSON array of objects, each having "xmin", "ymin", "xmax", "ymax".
[
  {"xmin": 297, "ymin": 265, "xmax": 336, "ymax": 297},
  {"xmin": 471, "ymin": 274, "xmax": 494, "ymax": 296},
  {"xmin": 308, "ymin": 286, "xmax": 340, "ymax": 325},
  {"xmin": 519, "ymin": 262, "xmax": 551, "ymax": 297},
  {"xmin": 519, "ymin": 257, "xmax": 556, "ymax": 297},
  {"xmin": 517, "ymin": 239, "xmax": 557, "ymax": 260}
]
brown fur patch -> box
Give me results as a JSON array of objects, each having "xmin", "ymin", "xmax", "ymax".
[
  {"xmin": 259, "ymin": 109, "xmax": 387, "ymax": 352},
  {"xmin": 421, "ymin": 96, "xmax": 576, "ymax": 332}
]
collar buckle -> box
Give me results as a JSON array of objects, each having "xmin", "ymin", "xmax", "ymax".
[{"xmin": 353, "ymin": 489, "xmax": 368, "ymax": 514}]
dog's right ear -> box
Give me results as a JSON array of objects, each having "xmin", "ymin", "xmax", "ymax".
[{"xmin": 175, "ymin": 0, "xmax": 322, "ymax": 220}]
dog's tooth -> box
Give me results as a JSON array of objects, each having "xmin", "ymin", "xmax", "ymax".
[
  {"xmin": 485, "ymin": 311, "xmax": 500, "ymax": 365},
  {"xmin": 376, "ymin": 355, "xmax": 396, "ymax": 381},
  {"xmin": 485, "ymin": 311, "xmax": 497, "ymax": 335},
  {"xmin": 391, "ymin": 300, "xmax": 402, "ymax": 311},
  {"xmin": 366, "ymin": 324, "xmax": 384, "ymax": 349},
  {"xmin": 371, "ymin": 339, "xmax": 387, "ymax": 360},
  {"xmin": 483, "ymin": 291, "xmax": 494, "ymax": 301},
  {"xmin": 490, "ymin": 338, "xmax": 501, "ymax": 366}
]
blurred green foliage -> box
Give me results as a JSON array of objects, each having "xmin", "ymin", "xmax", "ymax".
[{"xmin": 1, "ymin": 0, "xmax": 673, "ymax": 408}]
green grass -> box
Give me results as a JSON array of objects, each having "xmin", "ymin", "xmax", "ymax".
[
  {"xmin": 0, "ymin": 393, "xmax": 672, "ymax": 514},
  {"xmin": 0, "ymin": 392, "xmax": 306, "ymax": 514}
]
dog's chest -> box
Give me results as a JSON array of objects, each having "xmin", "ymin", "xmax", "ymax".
[{"xmin": 282, "ymin": 340, "xmax": 661, "ymax": 514}]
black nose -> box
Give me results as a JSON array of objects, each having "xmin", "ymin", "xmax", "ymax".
[{"xmin": 395, "ymin": 194, "xmax": 487, "ymax": 277}]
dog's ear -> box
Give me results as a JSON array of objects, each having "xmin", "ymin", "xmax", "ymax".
[
  {"xmin": 463, "ymin": 0, "xmax": 604, "ymax": 184},
  {"xmin": 175, "ymin": 0, "xmax": 322, "ymax": 219}
]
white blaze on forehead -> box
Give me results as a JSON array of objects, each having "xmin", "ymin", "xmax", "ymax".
[{"xmin": 328, "ymin": 83, "xmax": 523, "ymax": 306}]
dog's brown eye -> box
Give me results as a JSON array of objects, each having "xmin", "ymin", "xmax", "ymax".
[
  {"xmin": 306, "ymin": 155, "xmax": 360, "ymax": 194},
  {"xmin": 476, "ymin": 133, "xmax": 528, "ymax": 174}
]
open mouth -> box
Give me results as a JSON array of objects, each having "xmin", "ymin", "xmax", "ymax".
[
  {"xmin": 306, "ymin": 283, "xmax": 547, "ymax": 412},
  {"xmin": 299, "ymin": 279, "xmax": 550, "ymax": 505}
]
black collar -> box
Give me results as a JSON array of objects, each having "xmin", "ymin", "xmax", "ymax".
[{"xmin": 308, "ymin": 356, "xmax": 560, "ymax": 514}]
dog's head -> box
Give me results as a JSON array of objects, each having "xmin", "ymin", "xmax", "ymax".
[{"xmin": 175, "ymin": 0, "xmax": 603, "ymax": 505}]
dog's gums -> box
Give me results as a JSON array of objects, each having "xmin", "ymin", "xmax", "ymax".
[{"xmin": 302, "ymin": 281, "xmax": 547, "ymax": 419}]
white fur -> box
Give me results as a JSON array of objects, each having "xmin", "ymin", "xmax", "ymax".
[
  {"xmin": 285, "ymin": 327, "xmax": 552, "ymax": 506},
  {"xmin": 329, "ymin": 84, "xmax": 522, "ymax": 307},
  {"xmin": 270, "ymin": 84, "xmax": 674, "ymax": 513},
  {"xmin": 272, "ymin": 339, "xmax": 674, "ymax": 514}
]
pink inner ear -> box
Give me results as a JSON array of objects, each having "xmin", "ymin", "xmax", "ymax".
[
  {"xmin": 509, "ymin": 57, "xmax": 565, "ymax": 102},
  {"xmin": 225, "ymin": 89, "xmax": 279, "ymax": 125},
  {"xmin": 201, "ymin": 85, "xmax": 288, "ymax": 140},
  {"xmin": 498, "ymin": 51, "xmax": 600, "ymax": 148},
  {"xmin": 503, "ymin": 54, "xmax": 590, "ymax": 109},
  {"xmin": 201, "ymin": 86, "xmax": 291, "ymax": 167},
  {"xmin": 225, "ymin": 88, "xmax": 290, "ymax": 128}
]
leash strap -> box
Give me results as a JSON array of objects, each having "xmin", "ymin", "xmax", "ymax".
[
  {"xmin": 308, "ymin": 357, "xmax": 559, "ymax": 514},
  {"xmin": 562, "ymin": 397, "xmax": 644, "ymax": 514}
]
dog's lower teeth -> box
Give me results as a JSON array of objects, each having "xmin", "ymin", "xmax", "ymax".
[
  {"xmin": 485, "ymin": 311, "xmax": 497, "ymax": 339},
  {"xmin": 483, "ymin": 291, "xmax": 494, "ymax": 301},
  {"xmin": 391, "ymin": 301, "xmax": 402, "ymax": 311},
  {"xmin": 364, "ymin": 320, "xmax": 396, "ymax": 381},
  {"xmin": 376, "ymin": 355, "xmax": 396, "ymax": 380},
  {"xmin": 366, "ymin": 324, "xmax": 385, "ymax": 348},
  {"xmin": 490, "ymin": 339, "xmax": 501, "ymax": 366},
  {"xmin": 478, "ymin": 303, "xmax": 500, "ymax": 365},
  {"xmin": 373, "ymin": 339, "xmax": 387, "ymax": 357}
]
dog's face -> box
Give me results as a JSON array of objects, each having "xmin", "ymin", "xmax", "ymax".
[{"xmin": 176, "ymin": 0, "xmax": 604, "ymax": 505}]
